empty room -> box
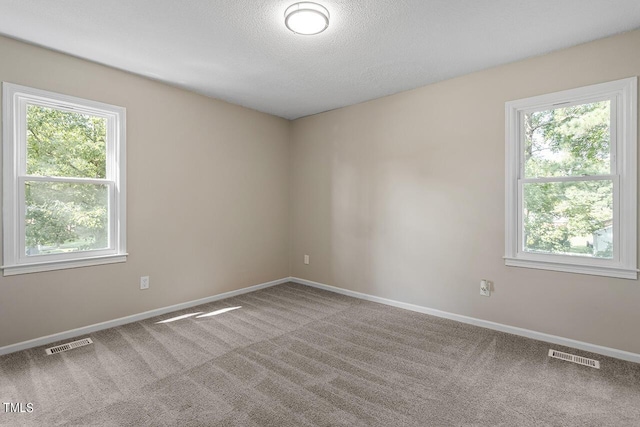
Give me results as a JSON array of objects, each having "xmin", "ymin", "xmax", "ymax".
[{"xmin": 1, "ymin": 1, "xmax": 640, "ymax": 426}]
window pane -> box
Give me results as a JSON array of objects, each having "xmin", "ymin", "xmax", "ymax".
[
  {"xmin": 523, "ymin": 180, "xmax": 613, "ymax": 258},
  {"xmin": 524, "ymin": 101, "xmax": 610, "ymax": 178},
  {"xmin": 25, "ymin": 181, "xmax": 109, "ymax": 255},
  {"xmin": 26, "ymin": 105, "xmax": 107, "ymax": 178}
]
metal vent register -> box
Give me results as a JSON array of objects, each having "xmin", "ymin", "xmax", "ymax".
[
  {"xmin": 548, "ymin": 349, "xmax": 600, "ymax": 369},
  {"xmin": 45, "ymin": 338, "xmax": 93, "ymax": 355}
]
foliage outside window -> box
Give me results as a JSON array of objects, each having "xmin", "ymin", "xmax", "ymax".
[
  {"xmin": 505, "ymin": 78, "xmax": 637, "ymax": 279},
  {"xmin": 2, "ymin": 83, "xmax": 126, "ymax": 275}
]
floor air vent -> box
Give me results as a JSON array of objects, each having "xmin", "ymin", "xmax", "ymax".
[
  {"xmin": 548, "ymin": 349, "xmax": 600, "ymax": 369},
  {"xmin": 45, "ymin": 338, "xmax": 93, "ymax": 355}
]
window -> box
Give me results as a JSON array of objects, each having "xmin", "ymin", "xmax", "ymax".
[
  {"xmin": 505, "ymin": 78, "xmax": 637, "ymax": 279},
  {"xmin": 2, "ymin": 83, "xmax": 126, "ymax": 275}
]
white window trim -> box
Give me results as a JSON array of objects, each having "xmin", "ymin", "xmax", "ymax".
[
  {"xmin": 504, "ymin": 77, "xmax": 637, "ymax": 280},
  {"xmin": 2, "ymin": 83, "xmax": 127, "ymax": 275}
]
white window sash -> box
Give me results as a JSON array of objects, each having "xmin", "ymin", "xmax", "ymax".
[
  {"xmin": 517, "ymin": 175, "xmax": 619, "ymax": 261},
  {"xmin": 16, "ymin": 178, "xmax": 117, "ymax": 264}
]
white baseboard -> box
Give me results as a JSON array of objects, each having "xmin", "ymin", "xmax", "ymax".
[
  {"xmin": 0, "ymin": 277, "xmax": 290, "ymax": 356},
  {"xmin": 290, "ymin": 277, "xmax": 640, "ymax": 364}
]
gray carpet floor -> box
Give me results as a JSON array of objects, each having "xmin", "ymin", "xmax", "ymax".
[{"xmin": 1, "ymin": 282, "xmax": 639, "ymax": 426}]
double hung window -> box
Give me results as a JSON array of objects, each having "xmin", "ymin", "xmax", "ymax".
[
  {"xmin": 505, "ymin": 78, "xmax": 637, "ymax": 279},
  {"xmin": 2, "ymin": 83, "xmax": 126, "ymax": 275}
]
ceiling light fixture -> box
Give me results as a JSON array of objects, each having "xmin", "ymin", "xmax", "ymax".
[{"xmin": 284, "ymin": 2, "xmax": 329, "ymax": 35}]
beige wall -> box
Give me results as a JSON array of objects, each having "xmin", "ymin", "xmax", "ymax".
[
  {"xmin": 0, "ymin": 36, "xmax": 291, "ymax": 348},
  {"xmin": 290, "ymin": 29, "xmax": 640, "ymax": 354}
]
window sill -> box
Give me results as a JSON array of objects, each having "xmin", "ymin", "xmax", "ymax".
[
  {"xmin": 2, "ymin": 254, "xmax": 128, "ymax": 276},
  {"xmin": 504, "ymin": 256, "xmax": 638, "ymax": 280}
]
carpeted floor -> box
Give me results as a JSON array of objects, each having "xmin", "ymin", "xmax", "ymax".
[{"xmin": 0, "ymin": 282, "xmax": 639, "ymax": 426}]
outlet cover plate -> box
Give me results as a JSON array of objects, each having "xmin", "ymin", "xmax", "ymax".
[{"xmin": 480, "ymin": 280, "xmax": 490, "ymax": 297}]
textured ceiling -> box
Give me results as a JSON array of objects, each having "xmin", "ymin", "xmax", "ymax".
[{"xmin": 0, "ymin": 1, "xmax": 639, "ymax": 119}]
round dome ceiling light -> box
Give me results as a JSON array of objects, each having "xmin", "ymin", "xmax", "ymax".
[{"xmin": 284, "ymin": 2, "xmax": 330, "ymax": 35}]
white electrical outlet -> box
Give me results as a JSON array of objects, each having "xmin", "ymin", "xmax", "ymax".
[
  {"xmin": 140, "ymin": 276, "xmax": 150, "ymax": 290},
  {"xmin": 304, "ymin": 254, "xmax": 310, "ymax": 265},
  {"xmin": 480, "ymin": 279, "xmax": 491, "ymax": 297}
]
